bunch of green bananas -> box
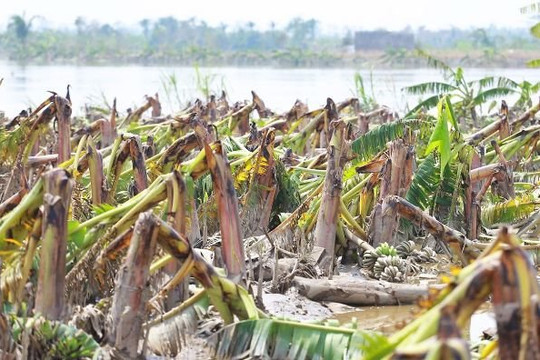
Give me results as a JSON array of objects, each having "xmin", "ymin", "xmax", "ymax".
[{"xmin": 373, "ymin": 255, "xmax": 405, "ymax": 282}]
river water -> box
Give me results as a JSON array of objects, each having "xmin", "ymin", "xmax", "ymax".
[
  {"xmin": 333, "ymin": 304, "xmax": 495, "ymax": 342},
  {"xmin": 1, "ymin": 61, "xmax": 540, "ymax": 118}
]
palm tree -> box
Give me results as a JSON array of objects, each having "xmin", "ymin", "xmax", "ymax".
[
  {"xmin": 74, "ymin": 16, "xmax": 86, "ymax": 36},
  {"xmin": 8, "ymin": 14, "xmax": 36, "ymax": 51},
  {"xmin": 286, "ymin": 18, "xmax": 318, "ymax": 49},
  {"xmin": 139, "ymin": 18, "xmax": 150, "ymax": 40},
  {"xmin": 520, "ymin": 3, "xmax": 540, "ymax": 66},
  {"xmin": 403, "ymin": 50, "xmax": 518, "ymax": 127}
]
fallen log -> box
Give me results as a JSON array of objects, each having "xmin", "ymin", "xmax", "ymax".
[
  {"xmin": 386, "ymin": 195, "xmax": 482, "ymax": 260},
  {"xmin": 27, "ymin": 154, "xmax": 58, "ymax": 167},
  {"xmin": 294, "ymin": 276, "xmax": 442, "ymax": 306}
]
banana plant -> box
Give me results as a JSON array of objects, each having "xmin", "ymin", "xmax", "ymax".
[
  {"xmin": 521, "ymin": 3, "xmax": 540, "ymax": 67},
  {"xmin": 403, "ymin": 50, "xmax": 519, "ymax": 127},
  {"xmin": 2, "ymin": 80, "xmax": 540, "ymax": 360}
]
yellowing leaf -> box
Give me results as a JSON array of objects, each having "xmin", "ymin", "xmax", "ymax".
[
  {"xmin": 234, "ymin": 153, "xmax": 269, "ymax": 186},
  {"xmin": 4, "ymin": 238, "xmax": 23, "ymax": 247}
]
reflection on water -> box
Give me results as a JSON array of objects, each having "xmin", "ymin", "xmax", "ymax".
[
  {"xmin": 2, "ymin": 61, "xmax": 540, "ymax": 118},
  {"xmin": 333, "ymin": 302, "xmax": 495, "ymax": 342}
]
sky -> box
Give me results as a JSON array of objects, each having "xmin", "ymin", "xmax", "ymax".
[{"xmin": 0, "ymin": 0, "xmax": 534, "ymax": 33}]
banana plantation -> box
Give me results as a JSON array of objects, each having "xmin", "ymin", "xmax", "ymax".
[{"xmin": 1, "ymin": 62, "xmax": 540, "ymax": 359}]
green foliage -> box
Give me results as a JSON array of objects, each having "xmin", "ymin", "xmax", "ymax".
[
  {"xmin": 415, "ymin": 49, "xmax": 455, "ymax": 78},
  {"xmin": 484, "ymin": 125, "xmax": 540, "ymax": 163},
  {"xmin": 194, "ymin": 173, "xmax": 214, "ymax": 207},
  {"xmin": 8, "ymin": 14, "xmax": 36, "ymax": 44},
  {"xmin": 528, "ymin": 59, "xmax": 540, "ymax": 67},
  {"xmin": 474, "ymin": 76, "xmax": 517, "ymax": 90},
  {"xmin": 194, "ymin": 64, "xmax": 225, "ymax": 100},
  {"xmin": 471, "ymin": 86, "xmax": 516, "ymax": 105},
  {"xmin": 481, "ymin": 193, "xmax": 540, "ymax": 227},
  {"xmin": 353, "ymin": 72, "xmax": 377, "ymax": 111},
  {"xmin": 404, "ymin": 94, "xmax": 442, "ymax": 118},
  {"xmin": 406, "ymin": 154, "xmax": 440, "ymax": 211},
  {"xmin": 270, "ymin": 160, "xmax": 301, "ymax": 229},
  {"xmin": 514, "ymin": 80, "xmax": 540, "ymax": 108},
  {"xmin": 210, "ymin": 318, "xmax": 388, "ymax": 359},
  {"xmin": 92, "ymin": 203, "xmax": 115, "ymax": 216},
  {"xmin": 424, "ymin": 96, "xmax": 457, "ymax": 176},
  {"xmin": 2, "ymin": 14, "xmax": 535, "ymax": 67},
  {"xmin": 405, "ymin": 154, "xmax": 460, "ymax": 223},
  {"xmin": 403, "ymin": 82, "xmax": 457, "ymax": 96},
  {"xmin": 351, "ymin": 119, "xmax": 428, "ymax": 161},
  {"xmin": 0, "ymin": 120, "xmax": 31, "ymax": 165},
  {"xmin": 160, "ymin": 72, "xmax": 184, "ymax": 112},
  {"xmin": 403, "ymin": 52, "xmax": 522, "ymax": 121},
  {"xmin": 0, "ymin": 15, "xmax": 342, "ymax": 66},
  {"xmin": 515, "ymin": 171, "xmax": 540, "ymax": 184},
  {"xmin": 67, "ymin": 220, "xmax": 86, "ymax": 249},
  {"xmin": 529, "ymin": 19, "xmax": 540, "ymax": 67},
  {"xmin": 521, "ymin": 2, "xmax": 540, "ymax": 14}
]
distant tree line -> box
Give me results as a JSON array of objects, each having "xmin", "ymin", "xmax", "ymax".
[
  {"xmin": 0, "ymin": 14, "xmax": 538, "ymax": 67},
  {"xmin": 0, "ymin": 15, "xmax": 338, "ymax": 66},
  {"xmin": 414, "ymin": 26, "xmax": 539, "ymax": 50}
]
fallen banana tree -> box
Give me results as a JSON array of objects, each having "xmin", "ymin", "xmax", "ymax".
[
  {"xmin": 103, "ymin": 212, "xmax": 258, "ymax": 358},
  {"xmin": 1, "ymin": 74, "xmax": 540, "ymax": 359},
  {"xmin": 210, "ymin": 227, "xmax": 540, "ymax": 359}
]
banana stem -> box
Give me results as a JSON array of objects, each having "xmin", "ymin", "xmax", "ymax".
[
  {"xmin": 72, "ymin": 176, "xmax": 166, "ymax": 234},
  {"xmin": 339, "ymin": 199, "xmax": 368, "ymax": 241},
  {"xmin": 106, "ymin": 136, "xmax": 123, "ymax": 183},
  {"xmin": 342, "ymin": 174, "xmax": 370, "ymax": 203},
  {"xmin": 143, "ymin": 289, "xmax": 208, "ymax": 329},
  {"xmin": 73, "ymin": 134, "xmax": 88, "ymax": 175},
  {"xmin": 150, "ymin": 254, "xmax": 173, "ymax": 274},
  {"xmin": 0, "ymin": 178, "xmax": 43, "ymax": 243}
]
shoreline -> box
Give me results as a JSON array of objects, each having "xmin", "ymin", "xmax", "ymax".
[{"xmin": 2, "ymin": 49, "xmax": 540, "ymax": 69}]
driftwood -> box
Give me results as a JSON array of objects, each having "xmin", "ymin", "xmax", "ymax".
[{"xmin": 294, "ymin": 276, "xmax": 442, "ymax": 306}]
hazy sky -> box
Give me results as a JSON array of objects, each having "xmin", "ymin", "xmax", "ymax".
[{"xmin": 0, "ymin": 0, "xmax": 534, "ymax": 32}]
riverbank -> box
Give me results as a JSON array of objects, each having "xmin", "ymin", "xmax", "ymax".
[{"xmin": 2, "ymin": 48, "xmax": 540, "ymax": 69}]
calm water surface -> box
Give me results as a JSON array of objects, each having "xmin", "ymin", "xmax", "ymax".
[
  {"xmin": 1, "ymin": 61, "xmax": 540, "ymax": 118},
  {"xmin": 333, "ymin": 304, "xmax": 495, "ymax": 341}
]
